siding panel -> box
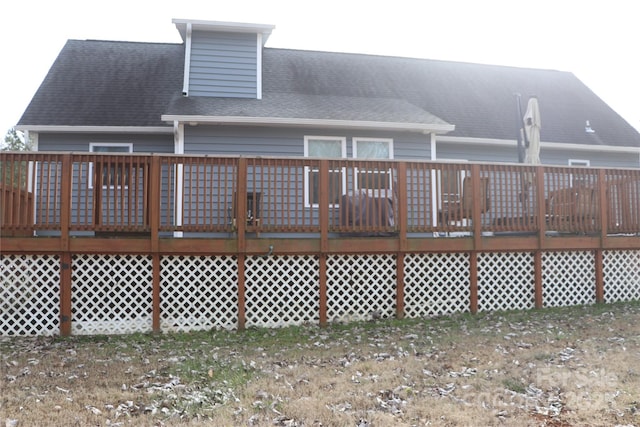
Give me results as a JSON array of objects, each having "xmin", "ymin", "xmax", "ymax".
[{"xmin": 189, "ymin": 31, "xmax": 257, "ymax": 98}]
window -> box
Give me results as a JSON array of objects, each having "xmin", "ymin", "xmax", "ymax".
[
  {"xmin": 568, "ymin": 159, "xmax": 590, "ymax": 187},
  {"xmin": 353, "ymin": 138, "xmax": 393, "ymax": 196},
  {"xmin": 304, "ymin": 136, "xmax": 346, "ymax": 207},
  {"xmin": 89, "ymin": 143, "xmax": 133, "ymax": 188}
]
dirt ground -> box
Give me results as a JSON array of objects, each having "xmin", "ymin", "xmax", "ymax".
[{"xmin": 1, "ymin": 301, "xmax": 640, "ymax": 427}]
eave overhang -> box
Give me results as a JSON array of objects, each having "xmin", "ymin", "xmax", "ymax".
[
  {"xmin": 437, "ymin": 135, "xmax": 640, "ymax": 154},
  {"xmin": 161, "ymin": 115, "xmax": 455, "ymax": 135},
  {"xmin": 15, "ymin": 125, "xmax": 174, "ymax": 134}
]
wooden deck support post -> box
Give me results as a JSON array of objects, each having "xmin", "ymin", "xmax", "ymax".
[
  {"xmin": 595, "ymin": 249, "xmax": 605, "ymax": 304},
  {"xmin": 469, "ymin": 252, "xmax": 478, "ymax": 314},
  {"xmin": 319, "ymin": 255, "xmax": 328, "ymax": 327},
  {"xmin": 237, "ymin": 254, "xmax": 246, "ymax": 330},
  {"xmin": 59, "ymin": 252, "xmax": 72, "ymax": 336},
  {"xmin": 534, "ymin": 251, "xmax": 543, "ymax": 309},
  {"xmin": 396, "ymin": 255, "xmax": 405, "ymax": 319}
]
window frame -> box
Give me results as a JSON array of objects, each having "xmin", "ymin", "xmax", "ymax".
[
  {"xmin": 89, "ymin": 142, "xmax": 133, "ymax": 189},
  {"xmin": 352, "ymin": 137, "xmax": 394, "ymax": 197},
  {"xmin": 568, "ymin": 159, "xmax": 591, "ymax": 187},
  {"xmin": 303, "ymin": 136, "xmax": 347, "ymax": 208}
]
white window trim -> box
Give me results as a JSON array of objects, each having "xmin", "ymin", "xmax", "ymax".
[
  {"xmin": 89, "ymin": 142, "xmax": 133, "ymax": 189},
  {"xmin": 304, "ymin": 136, "xmax": 347, "ymax": 208},
  {"xmin": 568, "ymin": 159, "xmax": 590, "ymax": 167},
  {"xmin": 568, "ymin": 159, "xmax": 590, "ymax": 187},
  {"xmin": 353, "ymin": 137, "xmax": 394, "ymax": 197}
]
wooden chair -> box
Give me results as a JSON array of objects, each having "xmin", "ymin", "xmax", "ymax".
[{"xmin": 438, "ymin": 176, "xmax": 490, "ymax": 224}]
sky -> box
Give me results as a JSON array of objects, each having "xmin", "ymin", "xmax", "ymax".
[{"xmin": 1, "ymin": 0, "xmax": 639, "ymax": 137}]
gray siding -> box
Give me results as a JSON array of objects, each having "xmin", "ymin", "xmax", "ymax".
[
  {"xmin": 189, "ymin": 31, "xmax": 257, "ymax": 98},
  {"xmin": 37, "ymin": 133, "xmax": 174, "ymax": 153},
  {"xmin": 184, "ymin": 125, "xmax": 432, "ymax": 159},
  {"xmin": 436, "ymin": 141, "xmax": 640, "ymax": 168},
  {"xmin": 36, "ymin": 133, "xmax": 174, "ymax": 231}
]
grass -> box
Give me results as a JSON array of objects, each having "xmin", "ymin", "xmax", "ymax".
[{"xmin": 1, "ymin": 301, "xmax": 640, "ymax": 426}]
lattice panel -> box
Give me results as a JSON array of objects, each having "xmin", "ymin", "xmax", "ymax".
[
  {"xmin": 326, "ymin": 254, "xmax": 396, "ymax": 322},
  {"xmin": 161, "ymin": 255, "xmax": 238, "ymax": 331},
  {"xmin": 71, "ymin": 255, "xmax": 153, "ymax": 334},
  {"xmin": 1, "ymin": 255, "xmax": 60, "ymax": 336},
  {"xmin": 245, "ymin": 255, "xmax": 319, "ymax": 328},
  {"xmin": 542, "ymin": 251, "xmax": 595, "ymax": 307},
  {"xmin": 603, "ymin": 250, "xmax": 640, "ymax": 303},
  {"xmin": 478, "ymin": 252, "xmax": 535, "ymax": 312},
  {"xmin": 404, "ymin": 253, "xmax": 470, "ymax": 318}
]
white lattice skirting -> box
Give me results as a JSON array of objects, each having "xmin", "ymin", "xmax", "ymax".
[{"xmin": 1, "ymin": 250, "xmax": 639, "ymax": 335}]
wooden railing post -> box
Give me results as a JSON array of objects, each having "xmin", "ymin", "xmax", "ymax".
[
  {"xmin": 60, "ymin": 154, "xmax": 71, "ymax": 252},
  {"xmin": 470, "ymin": 164, "xmax": 482, "ymax": 249},
  {"xmin": 535, "ymin": 165, "xmax": 546, "ymax": 247},
  {"xmin": 318, "ymin": 159, "xmax": 329, "ymax": 254},
  {"xmin": 597, "ymin": 169, "xmax": 608, "ymax": 246}
]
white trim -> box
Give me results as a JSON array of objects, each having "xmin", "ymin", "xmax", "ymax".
[
  {"xmin": 88, "ymin": 142, "xmax": 133, "ymax": 189},
  {"xmin": 173, "ymin": 121, "xmax": 184, "ymax": 237},
  {"xmin": 353, "ymin": 137, "xmax": 394, "ymax": 197},
  {"xmin": 256, "ymin": 33, "xmax": 262, "ymax": 100},
  {"xmin": 172, "ymin": 19, "xmax": 274, "ymax": 41},
  {"xmin": 352, "ymin": 137, "xmax": 394, "ymax": 160},
  {"xmin": 430, "ymin": 133, "xmax": 437, "ymax": 160},
  {"xmin": 15, "ymin": 125, "xmax": 173, "ymax": 134},
  {"xmin": 303, "ymin": 136, "xmax": 347, "ymax": 208},
  {"xmin": 436, "ymin": 135, "xmax": 640, "ymax": 154},
  {"xmin": 174, "ymin": 121, "xmax": 184, "ymax": 154},
  {"xmin": 303, "ymin": 135, "xmax": 347, "ymax": 158},
  {"xmin": 161, "ymin": 115, "xmax": 455, "ymax": 134},
  {"xmin": 568, "ymin": 158, "xmax": 590, "ymax": 167},
  {"xmin": 182, "ymin": 22, "xmax": 192, "ymax": 96}
]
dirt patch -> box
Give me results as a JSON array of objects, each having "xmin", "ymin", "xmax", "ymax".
[{"xmin": 2, "ymin": 302, "xmax": 640, "ymax": 426}]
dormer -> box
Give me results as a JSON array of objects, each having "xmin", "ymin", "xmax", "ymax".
[{"xmin": 173, "ymin": 19, "xmax": 275, "ymax": 99}]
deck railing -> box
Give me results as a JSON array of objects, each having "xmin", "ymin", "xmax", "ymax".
[{"xmin": 1, "ymin": 152, "xmax": 639, "ymax": 238}]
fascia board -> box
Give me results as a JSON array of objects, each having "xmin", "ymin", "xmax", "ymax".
[
  {"xmin": 161, "ymin": 115, "xmax": 455, "ymax": 134},
  {"xmin": 15, "ymin": 125, "xmax": 174, "ymax": 134},
  {"xmin": 437, "ymin": 135, "xmax": 640, "ymax": 154}
]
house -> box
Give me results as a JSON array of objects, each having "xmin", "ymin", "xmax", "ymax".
[
  {"xmin": 3, "ymin": 19, "xmax": 639, "ymax": 336},
  {"xmin": 17, "ymin": 18, "xmax": 640, "ymax": 168}
]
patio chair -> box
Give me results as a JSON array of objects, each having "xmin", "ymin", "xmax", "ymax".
[{"xmin": 438, "ymin": 176, "xmax": 490, "ymax": 224}]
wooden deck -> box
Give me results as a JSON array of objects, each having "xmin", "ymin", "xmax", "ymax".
[{"xmin": 1, "ymin": 153, "xmax": 639, "ymax": 335}]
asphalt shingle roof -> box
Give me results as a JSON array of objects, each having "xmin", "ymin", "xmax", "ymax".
[
  {"xmin": 18, "ymin": 40, "xmax": 640, "ymax": 148},
  {"xmin": 19, "ymin": 40, "xmax": 184, "ymax": 127}
]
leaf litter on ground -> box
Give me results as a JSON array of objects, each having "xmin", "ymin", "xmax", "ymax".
[{"xmin": 1, "ymin": 301, "xmax": 640, "ymax": 426}]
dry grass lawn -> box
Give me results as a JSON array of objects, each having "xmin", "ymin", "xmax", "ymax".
[{"xmin": 1, "ymin": 301, "xmax": 640, "ymax": 426}]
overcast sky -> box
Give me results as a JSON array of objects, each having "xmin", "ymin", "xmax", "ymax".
[{"xmin": 2, "ymin": 0, "xmax": 639, "ymax": 137}]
